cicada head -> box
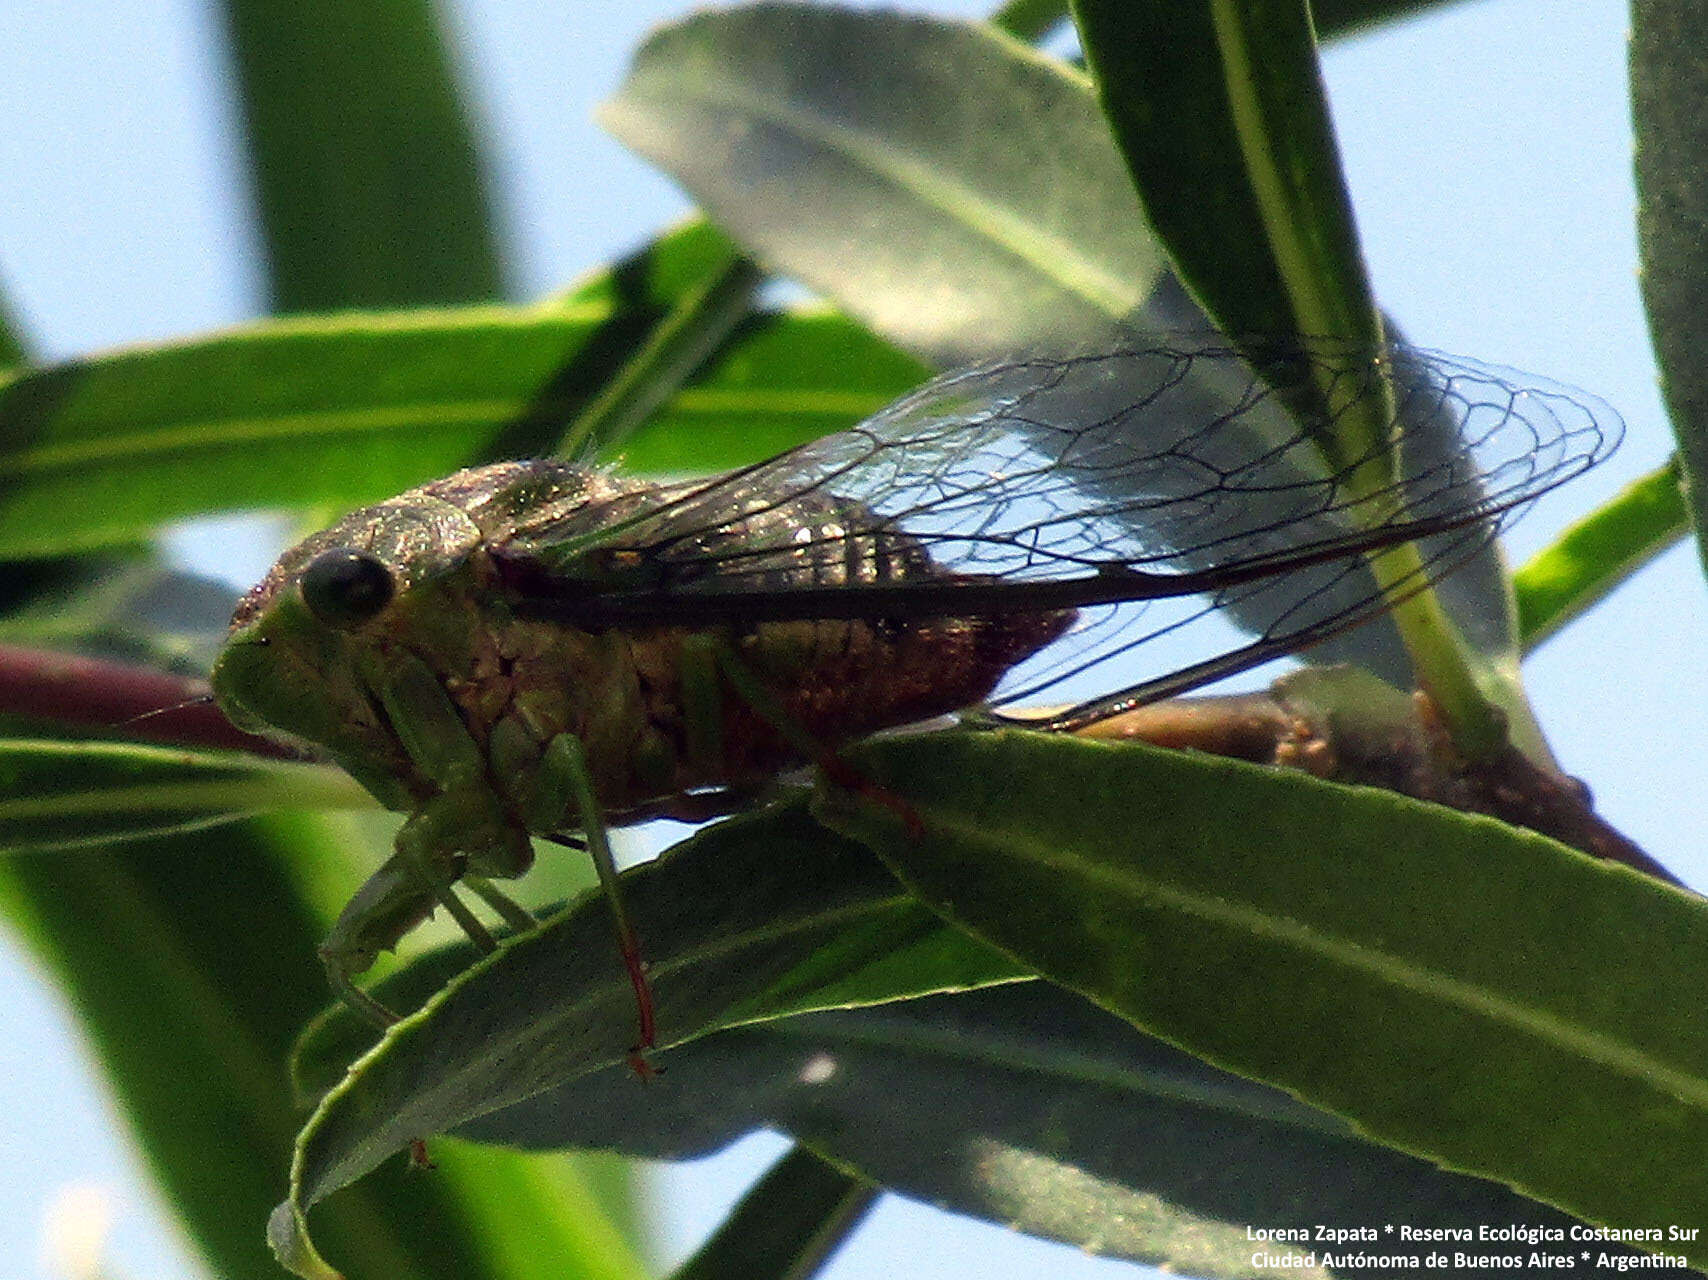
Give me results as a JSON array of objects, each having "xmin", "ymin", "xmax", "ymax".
[{"xmin": 210, "ymin": 466, "xmax": 536, "ymax": 807}]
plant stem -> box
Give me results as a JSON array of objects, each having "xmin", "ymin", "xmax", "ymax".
[{"xmin": 0, "ymin": 643, "xmax": 290, "ymax": 757}]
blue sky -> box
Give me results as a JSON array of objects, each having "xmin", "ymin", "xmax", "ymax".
[{"xmin": 0, "ymin": 1, "xmax": 1698, "ymax": 1278}]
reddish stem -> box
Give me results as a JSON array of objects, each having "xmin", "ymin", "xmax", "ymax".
[{"xmin": 0, "ymin": 642, "xmax": 292, "ymax": 759}]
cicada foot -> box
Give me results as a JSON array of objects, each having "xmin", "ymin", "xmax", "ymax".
[
  {"xmin": 319, "ymin": 832, "xmax": 503, "ymax": 1030},
  {"xmin": 321, "ymin": 948, "xmax": 403, "ymax": 1030},
  {"xmin": 619, "ymin": 940, "xmax": 664, "ymax": 1080},
  {"xmin": 318, "ymin": 849, "xmax": 446, "ymax": 1029}
]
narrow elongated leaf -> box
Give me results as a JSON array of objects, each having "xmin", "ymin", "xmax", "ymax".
[
  {"xmin": 1313, "ymin": 0, "xmax": 1468, "ymax": 37},
  {"xmin": 1516, "ymin": 457, "xmax": 1688, "ymax": 650},
  {"xmin": 1072, "ymin": 0, "xmax": 1381, "ymax": 372},
  {"xmin": 820, "ymin": 731, "xmax": 1708, "ymax": 1262},
  {"xmin": 0, "ymin": 739, "xmax": 368, "ymax": 852},
  {"xmin": 274, "ymin": 802, "xmax": 1029, "ymax": 1275},
  {"xmin": 551, "ymin": 220, "xmax": 765, "ymax": 459},
  {"xmin": 217, "ymin": 0, "xmax": 505, "ymax": 310},
  {"xmin": 1007, "ymin": 0, "xmax": 1481, "ymax": 42},
  {"xmin": 0, "ymin": 270, "xmax": 29, "ymax": 367},
  {"xmin": 1071, "ymin": 0, "xmax": 1519, "ymax": 753},
  {"xmin": 667, "ymin": 1145, "xmax": 874, "ymax": 1280},
  {"xmin": 301, "ymin": 979, "xmax": 1652, "ymax": 1279},
  {"xmin": 1632, "ymin": 1, "xmax": 1708, "ymax": 575},
  {"xmin": 990, "ymin": 0, "xmax": 1066, "ymax": 41},
  {"xmin": 0, "ymin": 559, "xmax": 239, "ymax": 672},
  {"xmin": 0, "ymin": 305, "xmax": 917, "ymax": 558},
  {"xmin": 620, "ymin": 310, "xmax": 925, "ymax": 471},
  {"xmin": 0, "ymin": 814, "xmax": 643, "ymax": 1280},
  {"xmin": 602, "ymin": 5, "xmax": 1166, "ymax": 365}
]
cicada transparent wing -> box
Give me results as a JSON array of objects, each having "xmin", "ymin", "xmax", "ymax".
[{"xmin": 495, "ymin": 340, "xmax": 1618, "ymax": 727}]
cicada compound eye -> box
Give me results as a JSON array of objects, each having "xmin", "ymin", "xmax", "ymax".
[{"xmin": 300, "ymin": 549, "xmax": 395, "ymax": 627}]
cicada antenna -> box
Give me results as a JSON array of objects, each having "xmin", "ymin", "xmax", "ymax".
[{"xmin": 117, "ymin": 692, "xmax": 219, "ymax": 732}]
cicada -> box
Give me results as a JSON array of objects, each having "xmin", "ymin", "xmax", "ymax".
[{"xmin": 209, "ymin": 341, "xmax": 1617, "ymax": 1048}]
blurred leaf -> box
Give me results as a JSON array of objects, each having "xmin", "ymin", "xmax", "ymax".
[
  {"xmin": 217, "ymin": 0, "xmax": 506, "ymax": 310},
  {"xmin": 1312, "ymin": 0, "xmax": 1470, "ymax": 39},
  {"xmin": 0, "ymin": 814, "xmax": 643, "ymax": 1280},
  {"xmin": 0, "ymin": 739, "xmax": 367, "ymax": 852},
  {"xmin": 1633, "ymin": 0, "xmax": 1708, "ymax": 573},
  {"xmin": 443, "ymin": 984, "xmax": 1654, "ymax": 1279},
  {"xmin": 0, "ymin": 558, "xmax": 239, "ymax": 672},
  {"xmin": 1516, "ymin": 457, "xmax": 1688, "ymax": 650},
  {"xmin": 552, "ymin": 221, "xmax": 765, "ymax": 459},
  {"xmin": 989, "ymin": 0, "xmax": 1067, "ymax": 41},
  {"xmin": 0, "ymin": 268, "xmax": 29, "ymax": 367},
  {"xmin": 0, "ymin": 305, "xmax": 920, "ymax": 558},
  {"xmin": 619, "ymin": 309, "xmax": 925, "ymax": 471},
  {"xmin": 975, "ymin": 0, "xmax": 1471, "ymax": 55},
  {"xmin": 602, "ymin": 5, "xmax": 1166, "ymax": 365},
  {"xmin": 821, "ymin": 731, "xmax": 1708, "ymax": 1259},
  {"xmin": 561, "ymin": 219, "xmax": 746, "ymax": 311},
  {"xmin": 273, "ymin": 801, "xmax": 1029, "ymax": 1271},
  {"xmin": 668, "ymin": 1145, "xmax": 873, "ymax": 1280},
  {"xmin": 999, "ymin": 0, "xmax": 1481, "ymax": 46}
]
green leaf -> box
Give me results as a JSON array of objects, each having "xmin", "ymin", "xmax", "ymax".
[
  {"xmin": 273, "ymin": 801, "xmax": 1028, "ymax": 1271},
  {"xmin": 1516, "ymin": 457, "xmax": 1689, "ymax": 651},
  {"xmin": 0, "ymin": 267, "xmax": 30, "ymax": 367},
  {"xmin": 1632, "ymin": 1, "xmax": 1708, "ymax": 575},
  {"xmin": 0, "ymin": 813, "xmax": 643, "ymax": 1280},
  {"xmin": 0, "ymin": 739, "xmax": 369, "ymax": 852},
  {"xmin": 819, "ymin": 731, "xmax": 1708, "ymax": 1260},
  {"xmin": 1311, "ymin": 0, "xmax": 1468, "ymax": 38},
  {"xmin": 667, "ymin": 1145, "xmax": 873, "ymax": 1280},
  {"xmin": 551, "ymin": 220, "xmax": 765, "ymax": 459},
  {"xmin": 601, "ymin": 5, "xmax": 1166, "ymax": 364},
  {"xmin": 618, "ymin": 309, "xmax": 926, "ymax": 472},
  {"xmin": 1071, "ymin": 1, "xmax": 1523, "ymax": 755},
  {"xmin": 1071, "ymin": 0, "xmax": 1381, "ymax": 381},
  {"xmin": 0, "ymin": 304, "xmax": 919, "ymax": 558},
  {"xmin": 0, "ymin": 559, "xmax": 238, "ymax": 672},
  {"xmin": 989, "ymin": 0, "xmax": 1067, "ymax": 41},
  {"xmin": 992, "ymin": 0, "xmax": 1479, "ymax": 46},
  {"xmin": 556, "ymin": 218, "xmax": 925, "ymax": 466},
  {"xmin": 216, "ymin": 0, "xmax": 506, "ymax": 310},
  {"xmin": 307, "ymin": 977, "xmax": 1652, "ymax": 1278}
]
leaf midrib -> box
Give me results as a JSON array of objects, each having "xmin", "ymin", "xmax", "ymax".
[
  {"xmin": 622, "ymin": 67, "xmax": 1142, "ymax": 318},
  {"xmin": 937, "ymin": 811, "xmax": 1708, "ymax": 1110}
]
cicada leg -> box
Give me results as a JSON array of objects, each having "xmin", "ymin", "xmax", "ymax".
[
  {"xmin": 462, "ymin": 876, "xmax": 539, "ymax": 933},
  {"xmin": 318, "ymin": 809, "xmax": 510, "ymax": 1029},
  {"xmin": 323, "ymin": 650, "xmax": 535, "ymax": 1028},
  {"xmin": 539, "ymin": 734, "xmax": 659, "ymax": 1076}
]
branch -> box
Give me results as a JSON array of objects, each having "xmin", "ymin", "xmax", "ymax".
[
  {"xmin": 1, "ymin": 642, "xmax": 1668, "ymax": 886},
  {"xmin": 1073, "ymin": 685, "xmax": 1677, "ymax": 886},
  {"xmin": 0, "ymin": 643, "xmax": 296, "ymax": 759}
]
